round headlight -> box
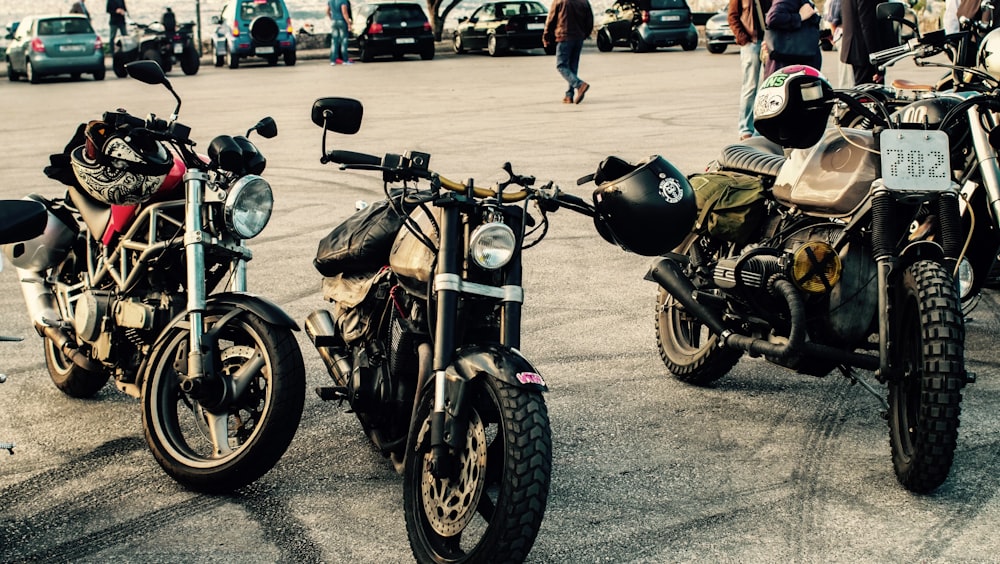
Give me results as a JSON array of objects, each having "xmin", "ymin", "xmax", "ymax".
[
  {"xmin": 956, "ymin": 256, "xmax": 974, "ymax": 300},
  {"xmin": 224, "ymin": 175, "xmax": 273, "ymax": 239},
  {"xmin": 469, "ymin": 222, "xmax": 516, "ymax": 270}
]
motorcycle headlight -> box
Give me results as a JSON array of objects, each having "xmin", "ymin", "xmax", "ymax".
[
  {"xmin": 956, "ymin": 256, "xmax": 974, "ymax": 300},
  {"xmin": 469, "ymin": 222, "xmax": 516, "ymax": 270},
  {"xmin": 791, "ymin": 240, "xmax": 842, "ymax": 294},
  {"xmin": 224, "ymin": 175, "xmax": 273, "ymax": 239}
]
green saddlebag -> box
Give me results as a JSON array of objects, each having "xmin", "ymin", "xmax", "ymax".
[{"xmin": 689, "ymin": 171, "xmax": 766, "ymax": 245}]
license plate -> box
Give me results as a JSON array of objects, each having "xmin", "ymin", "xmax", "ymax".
[
  {"xmin": 879, "ymin": 130, "xmax": 952, "ymax": 192},
  {"xmin": 527, "ymin": 22, "xmax": 544, "ymax": 30},
  {"xmin": 59, "ymin": 44, "xmax": 85, "ymax": 53},
  {"xmin": 256, "ymin": 46, "xmax": 274, "ymax": 54},
  {"xmin": 173, "ymin": 43, "xmax": 184, "ymax": 54},
  {"xmin": 396, "ymin": 37, "xmax": 415, "ymax": 44},
  {"xmin": 662, "ymin": 14, "xmax": 681, "ymax": 21}
]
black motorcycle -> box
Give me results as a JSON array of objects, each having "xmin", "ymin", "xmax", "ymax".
[
  {"xmin": 304, "ymin": 97, "xmax": 593, "ymax": 563},
  {"xmin": 112, "ymin": 18, "xmax": 199, "ymax": 77}
]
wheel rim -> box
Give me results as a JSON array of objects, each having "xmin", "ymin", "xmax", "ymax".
[
  {"xmin": 26, "ymin": 61, "xmax": 34, "ymax": 81},
  {"xmin": 890, "ymin": 291, "xmax": 922, "ymax": 461},
  {"xmin": 147, "ymin": 315, "xmax": 273, "ymax": 467},
  {"xmin": 454, "ymin": 35, "xmax": 462, "ymax": 53},
  {"xmin": 488, "ymin": 35, "xmax": 497, "ymax": 55},
  {"xmin": 44, "ymin": 337, "xmax": 74, "ymax": 378},
  {"xmin": 420, "ymin": 409, "xmax": 488, "ymax": 537}
]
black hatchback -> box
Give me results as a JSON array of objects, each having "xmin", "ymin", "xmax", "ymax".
[{"xmin": 349, "ymin": 2, "xmax": 435, "ymax": 62}]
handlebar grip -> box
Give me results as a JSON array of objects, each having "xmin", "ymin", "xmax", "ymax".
[
  {"xmin": 869, "ymin": 41, "xmax": 911, "ymax": 66},
  {"xmin": 555, "ymin": 191, "xmax": 595, "ymax": 217},
  {"xmin": 324, "ymin": 150, "xmax": 381, "ymax": 166}
]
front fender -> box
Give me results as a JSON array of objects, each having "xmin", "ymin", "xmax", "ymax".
[{"xmin": 446, "ymin": 343, "xmax": 547, "ymax": 392}]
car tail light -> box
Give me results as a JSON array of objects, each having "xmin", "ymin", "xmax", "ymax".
[
  {"xmin": 641, "ymin": 10, "xmax": 650, "ymax": 23},
  {"xmin": 285, "ymin": 18, "xmax": 294, "ymax": 33},
  {"xmin": 94, "ymin": 36, "xmax": 103, "ymax": 50},
  {"xmin": 232, "ymin": 20, "xmax": 240, "ymax": 37},
  {"xmin": 369, "ymin": 22, "xmax": 384, "ymax": 34},
  {"xmin": 423, "ymin": 21, "xmax": 432, "ymax": 32},
  {"xmin": 30, "ymin": 37, "xmax": 45, "ymax": 52}
]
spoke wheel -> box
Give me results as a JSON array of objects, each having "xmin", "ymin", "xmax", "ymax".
[
  {"xmin": 141, "ymin": 310, "xmax": 305, "ymax": 493},
  {"xmin": 887, "ymin": 259, "xmax": 965, "ymax": 493},
  {"xmin": 404, "ymin": 376, "xmax": 551, "ymax": 563}
]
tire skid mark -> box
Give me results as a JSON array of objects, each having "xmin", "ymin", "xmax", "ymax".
[{"xmin": 234, "ymin": 483, "xmax": 327, "ymax": 564}]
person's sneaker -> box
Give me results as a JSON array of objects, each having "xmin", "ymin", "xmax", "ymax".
[
  {"xmin": 574, "ymin": 82, "xmax": 590, "ymax": 104},
  {"xmin": 330, "ymin": 62, "xmax": 337, "ymax": 66},
  {"xmin": 335, "ymin": 58, "xmax": 344, "ymax": 65},
  {"xmin": 562, "ymin": 96, "xmax": 573, "ymax": 104},
  {"xmin": 740, "ymin": 133, "xmax": 753, "ymax": 140},
  {"xmin": 344, "ymin": 59, "xmax": 354, "ymax": 65}
]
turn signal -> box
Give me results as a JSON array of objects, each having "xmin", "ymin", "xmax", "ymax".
[{"xmin": 791, "ymin": 241, "xmax": 842, "ymax": 294}]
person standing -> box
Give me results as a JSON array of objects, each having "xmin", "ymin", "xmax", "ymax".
[
  {"xmin": 840, "ymin": 0, "xmax": 885, "ymax": 85},
  {"xmin": 327, "ymin": 0, "xmax": 353, "ymax": 65},
  {"xmin": 107, "ymin": 0, "xmax": 127, "ymax": 47},
  {"xmin": 542, "ymin": 0, "xmax": 594, "ymax": 104},
  {"xmin": 728, "ymin": 0, "xmax": 771, "ymax": 140},
  {"xmin": 823, "ymin": 0, "xmax": 853, "ymax": 87},
  {"xmin": 70, "ymin": 0, "xmax": 91, "ymax": 20},
  {"xmin": 762, "ymin": 0, "xmax": 822, "ymax": 78}
]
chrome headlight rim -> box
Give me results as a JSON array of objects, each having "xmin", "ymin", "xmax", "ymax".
[
  {"xmin": 224, "ymin": 174, "xmax": 273, "ymax": 239},
  {"xmin": 957, "ymin": 256, "xmax": 974, "ymax": 300},
  {"xmin": 469, "ymin": 222, "xmax": 517, "ymax": 270}
]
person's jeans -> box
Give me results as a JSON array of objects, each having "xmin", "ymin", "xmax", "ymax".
[
  {"xmin": 556, "ymin": 39, "xmax": 584, "ymax": 98},
  {"xmin": 330, "ymin": 21, "xmax": 349, "ymax": 62},
  {"xmin": 738, "ymin": 40, "xmax": 762, "ymax": 137},
  {"xmin": 108, "ymin": 21, "xmax": 126, "ymax": 49}
]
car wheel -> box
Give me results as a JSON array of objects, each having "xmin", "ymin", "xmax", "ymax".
[
  {"xmin": 707, "ymin": 43, "xmax": 726, "ymax": 54},
  {"xmin": 227, "ymin": 46, "xmax": 239, "ymax": 69},
  {"xmin": 284, "ymin": 50, "xmax": 296, "ymax": 66},
  {"xmin": 487, "ymin": 33, "xmax": 502, "ymax": 57},
  {"xmin": 597, "ymin": 30, "xmax": 613, "ymax": 52},
  {"xmin": 454, "ymin": 33, "xmax": 465, "ymax": 54},
  {"xmin": 630, "ymin": 33, "xmax": 650, "ymax": 53},
  {"xmin": 26, "ymin": 60, "xmax": 39, "ymax": 84},
  {"xmin": 6, "ymin": 58, "xmax": 18, "ymax": 81},
  {"xmin": 420, "ymin": 45, "xmax": 434, "ymax": 60},
  {"xmin": 93, "ymin": 65, "xmax": 105, "ymax": 81},
  {"xmin": 682, "ymin": 36, "xmax": 698, "ymax": 51},
  {"xmin": 113, "ymin": 54, "xmax": 128, "ymax": 77},
  {"xmin": 360, "ymin": 40, "xmax": 374, "ymax": 62}
]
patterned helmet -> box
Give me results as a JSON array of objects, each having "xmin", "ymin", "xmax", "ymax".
[
  {"xmin": 753, "ymin": 65, "xmax": 834, "ymax": 149},
  {"xmin": 70, "ymin": 120, "xmax": 173, "ymax": 205}
]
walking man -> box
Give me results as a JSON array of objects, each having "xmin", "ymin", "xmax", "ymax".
[
  {"xmin": 107, "ymin": 0, "xmax": 127, "ymax": 47},
  {"xmin": 543, "ymin": 0, "xmax": 594, "ymax": 104}
]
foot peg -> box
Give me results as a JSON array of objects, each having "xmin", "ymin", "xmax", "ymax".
[{"xmin": 315, "ymin": 386, "xmax": 348, "ymax": 402}]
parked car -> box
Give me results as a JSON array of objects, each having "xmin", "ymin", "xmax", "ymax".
[
  {"xmin": 452, "ymin": 0, "xmax": 555, "ymax": 56},
  {"xmin": 704, "ymin": 8, "xmax": 735, "ymax": 54},
  {"xmin": 349, "ymin": 2, "xmax": 435, "ymax": 62},
  {"xmin": 5, "ymin": 15, "xmax": 104, "ymax": 83},
  {"xmin": 212, "ymin": 0, "xmax": 297, "ymax": 69},
  {"xmin": 595, "ymin": 0, "xmax": 698, "ymax": 52}
]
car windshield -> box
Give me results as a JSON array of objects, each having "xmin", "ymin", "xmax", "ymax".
[
  {"xmin": 648, "ymin": 0, "xmax": 686, "ymax": 9},
  {"xmin": 38, "ymin": 18, "xmax": 94, "ymax": 36},
  {"xmin": 240, "ymin": 0, "xmax": 285, "ymax": 19},
  {"xmin": 497, "ymin": 2, "xmax": 546, "ymax": 16},
  {"xmin": 375, "ymin": 5, "xmax": 427, "ymax": 22}
]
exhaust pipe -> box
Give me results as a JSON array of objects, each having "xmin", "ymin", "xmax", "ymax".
[
  {"xmin": 41, "ymin": 325, "xmax": 102, "ymax": 373},
  {"xmin": 648, "ymin": 257, "xmax": 878, "ymax": 370}
]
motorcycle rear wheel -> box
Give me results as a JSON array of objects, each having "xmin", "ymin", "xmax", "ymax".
[
  {"xmin": 888, "ymin": 259, "xmax": 965, "ymax": 493},
  {"xmin": 141, "ymin": 309, "xmax": 305, "ymax": 493},
  {"xmin": 655, "ymin": 235, "xmax": 743, "ymax": 385},
  {"xmin": 403, "ymin": 376, "xmax": 551, "ymax": 564},
  {"xmin": 181, "ymin": 48, "xmax": 200, "ymax": 75},
  {"xmin": 43, "ymin": 336, "xmax": 109, "ymax": 398}
]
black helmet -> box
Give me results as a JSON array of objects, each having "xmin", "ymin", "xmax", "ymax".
[
  {"xmin": 753, "ymin": 65, "xmax": 834, "ymax": 149},
  {"xmin": 591, "ymin": 155, "xmax": 696, "ymax": 256}
]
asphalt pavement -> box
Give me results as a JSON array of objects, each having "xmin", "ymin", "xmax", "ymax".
[{"xmin": 1, "ymin": 44, "xmax": 999, "ymax": 564}]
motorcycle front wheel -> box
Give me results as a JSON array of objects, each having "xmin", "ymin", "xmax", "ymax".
[
  {"xmin": 403, "ymin": 376, "xmax": 551, "ymax": 564},
  {"xmin": 141, "ymin": 309, "xmax": 305, "ymax": 493},
  {"xmin": 888, "ymin": 259, "xmax": 965, "ymax": 493}
]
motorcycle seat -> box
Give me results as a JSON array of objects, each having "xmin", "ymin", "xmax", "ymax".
[
  {"xmin": 716, "ymin": 137, "xmax": 785, "ymax": 182},
  {"xmin": 890, "ymin": 78, "xmax": 935, "ymax": 91}
]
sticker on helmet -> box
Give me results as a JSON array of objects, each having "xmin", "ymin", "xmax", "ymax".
[
  {"xmin": 755, "ymin": 92, "xmax": 784, "ymax": 118},
  {"xmin": 657, "ymin": 174, "xmax": 684, "ymax": 204},
  {"xmin": 516, "ymin": 372, "xmax": 546, "ymax": 386}
]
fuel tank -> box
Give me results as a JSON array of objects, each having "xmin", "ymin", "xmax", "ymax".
[
  {"xmin": 388, "ymin": 206, "xmax": 440, "ymax": 298},
  {"xmin": 772, "ymin": 128, "xmax": 878, "ymax": 217}
]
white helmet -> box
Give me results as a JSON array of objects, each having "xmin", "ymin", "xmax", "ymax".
[
  {"xmin": 70, "ymin": 120, "xmax": 173, "ymax": 206},
  {"xmin": 978, "ymin": 28, "xmax": 1000, "ymax": 80}
]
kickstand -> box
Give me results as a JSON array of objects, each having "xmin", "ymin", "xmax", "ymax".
[{"xmin": 837, "ymin": 365, "xmax": 889, "ymax": 413}]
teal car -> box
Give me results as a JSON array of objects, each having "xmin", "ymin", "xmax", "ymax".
[
  {"xmin": 212, "ymin": 0, "xmax": 297, "ymax": 69},
  {"xmin": 5, "ymin": 15, "xmax": 105, "ymax": 83}
]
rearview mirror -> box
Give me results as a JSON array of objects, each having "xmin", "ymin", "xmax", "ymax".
[
  {"xmin": 248, "ymin": 117, "xmax": 278, "ymax": 139},
  {"xmin": 876, "ymin": 1, "xmax": 905, "ymax": 21},
  {"xmin": 126, "ymin": 60, "xmax": 168, "ymax": 85},
  {"xmin": 311, "ymin": 98, "xmax": 364, "ymax": 134}
]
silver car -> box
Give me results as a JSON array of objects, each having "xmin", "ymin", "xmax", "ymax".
[{"xmin": 5, "ymin": 15, "xmax": 105, "ymax": 84}]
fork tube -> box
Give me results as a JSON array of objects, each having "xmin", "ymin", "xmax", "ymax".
[
  {"xmin": 968, "ymin": 107, "xmax": 1000, "ymax": 222},
  {"xmin": 430, "ymin": 204, "xmax": 461, "ymax": 475},
  {"xmin": 184, "ymin": 170, "xmax": 208, "ymax": 382},
  {"xmin": 501, "ymin": 255, "xmax": 522, "ymax": 349}
]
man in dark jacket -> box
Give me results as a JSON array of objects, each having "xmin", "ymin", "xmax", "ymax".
[
  {"xmin": 729, "ymin": 0, "xmax": 771, "ymax": 139},
  {"xmin": 840, "ymin": 0, "xmax": 885, "ymax": 84},
  {"xmin": 107, "ymin": 0, "xmax": 127, "ymax": 47},
  {"xmin": 543, "ymin": 0, "xmax": 594, "ymax": 104}
]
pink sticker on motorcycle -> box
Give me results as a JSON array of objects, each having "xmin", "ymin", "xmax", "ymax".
[{"xmin": 516, "ymin": 372, "xmax": 545, "ymax": 386}]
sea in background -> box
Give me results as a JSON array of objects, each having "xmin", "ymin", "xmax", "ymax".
[{"xmin": 0, "ymin": 0, "xmax": 727, "ymax": 41}]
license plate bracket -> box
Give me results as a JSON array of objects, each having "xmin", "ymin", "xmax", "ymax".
[{"xmin": 879, "ymin": 129, "xmax": 952, "ymax": 193}]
